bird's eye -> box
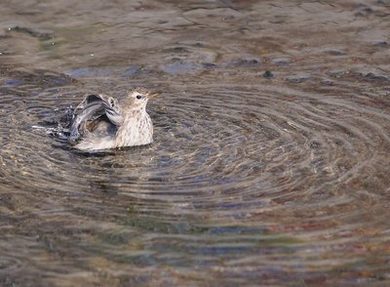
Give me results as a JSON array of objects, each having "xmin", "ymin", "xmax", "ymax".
[{"xmin": 136, "ymin": 95, "xmax": 142, "ymax": 100}]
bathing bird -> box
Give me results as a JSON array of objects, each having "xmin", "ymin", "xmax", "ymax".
[{"xmin": 68, "ymin": 88, "xmax": 155, "ymax": 151}]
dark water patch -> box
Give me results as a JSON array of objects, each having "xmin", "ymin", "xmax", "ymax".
[
  {"xmin": 160, "ymin": 59, "xmax": 201, "ymax": 75},
  {"xmin": 320, "ymin": 48, "xmax": 347, "ymax": 56},
  {"xmin": 2, "ymin": 69, "xmax": 75, "ymax": 88},
  {"xmin": 285, "ymin": 74, "xmax": 311, "ymax": 83},
  {"xmin": 3, "ymin": 78, "xmax": 24, "ymax": 87},
  {"xmin": 225, "ymin": 56, "xmax": 261, "ymax": 68},
  {"xmin": 358, "ymin": 71, "xmax": 389, "ymax": 83},
  {"xmin": 262, "ymin": 70, "xmax": 274, "ymax": 79},
  {"xmin": 202, "ymin": 62, "xmax": 217, "ymax": 69},
  {"xmin": 7, "ymin": 26, "xmax": 54, "ymax": 40},
  {"xmin": 163, "ymin": 46, "xmax": 190, "ymax": 53},
  {"xmin": 371, "ymin": 40, "xmax": 388, "ymax": 47},
  {"xmin": 271, "ymin": 57, "xmax": 291, "ymax": 66},
  {"xmin": 122, "ymin": 65, "xmax": 142, "ymax": 77},
  {"xmin": 377, "ymin": 0, "xmax": 390, "ymax": 5},
  {"xmin": 66, "ymin": 67, "xmax": 115, "ymax": 78}
]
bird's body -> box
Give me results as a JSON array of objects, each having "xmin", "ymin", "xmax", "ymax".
[{"xmin": 68, "ymin": 88, "xmax": 154, "ymax": 151}]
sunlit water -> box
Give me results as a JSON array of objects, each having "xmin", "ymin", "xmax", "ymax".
[{"xmin": 0, "ymin": 1, "xmax": 389, "ymax": 286}]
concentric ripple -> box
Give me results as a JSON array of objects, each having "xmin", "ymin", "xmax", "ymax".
[
  {"xmin": 1, "ymin": 79, "xmax": 389, "ymax": 210},
  {"xmin": 1, "ymin": 75, "xmax": 390, "ymax": 285}
]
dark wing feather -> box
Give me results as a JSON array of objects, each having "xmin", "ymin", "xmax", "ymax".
[{"xmin": 68, "ymin": 94, "xmax": 122, "ymax": 144}]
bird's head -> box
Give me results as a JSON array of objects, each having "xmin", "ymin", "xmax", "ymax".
[{"xmin": 123, "ymin": 88, "xmax": 157, "ymax": 111}]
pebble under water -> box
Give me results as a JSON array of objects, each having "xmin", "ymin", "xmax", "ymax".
[{"xmin": 0, "ymin": 1, "xmax": 389, "ymax": 286}]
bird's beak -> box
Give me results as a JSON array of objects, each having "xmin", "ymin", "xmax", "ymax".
[{"xmin": 148, "ymin": 92, "xmax": 159, "ymax": 99}]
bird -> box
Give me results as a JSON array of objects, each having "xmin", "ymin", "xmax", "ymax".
[{"xmin": 68, "ymin": 88, "xmax": 155, "ymax": 151}]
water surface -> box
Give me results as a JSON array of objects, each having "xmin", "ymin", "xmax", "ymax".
[{"xmin": 0, "ymin": 1, "xmax": 389, "ymax": 286}]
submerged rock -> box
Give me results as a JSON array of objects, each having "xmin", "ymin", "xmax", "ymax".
[
  {"xmin": 271, "ymin": 57, "xmax": 291, "ymax": 66},
  {"xmin": 226, "ymin": 56, "xmax": 261, "ymax": 68},
  {"xmin": 263, "ymin": 70, "xmax": 274, "ymax": 79},
  {"xmin": 361, "ymin": 71, "xmax": 389, "ymax": 82},
  {"xmin": 7, "ymin": 25, "xmax": 54, "ymax": 40},
  {"xmin": 286, "ymin": 74, "xmax": 311, "ymax": 83}
]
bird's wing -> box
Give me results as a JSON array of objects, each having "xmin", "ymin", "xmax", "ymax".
[{"xmin": 69, "ymin": 94, "xmax": 123, "ymax": 144}]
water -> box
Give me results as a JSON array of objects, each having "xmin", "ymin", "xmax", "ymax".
[{"xmin": 1, "ymin": 1, "xmax": 389, "ymax": 286}]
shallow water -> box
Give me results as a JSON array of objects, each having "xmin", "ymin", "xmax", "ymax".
[{"xmin": 1, "ymin": 0, "xmax": 390, "ymax": 286}]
